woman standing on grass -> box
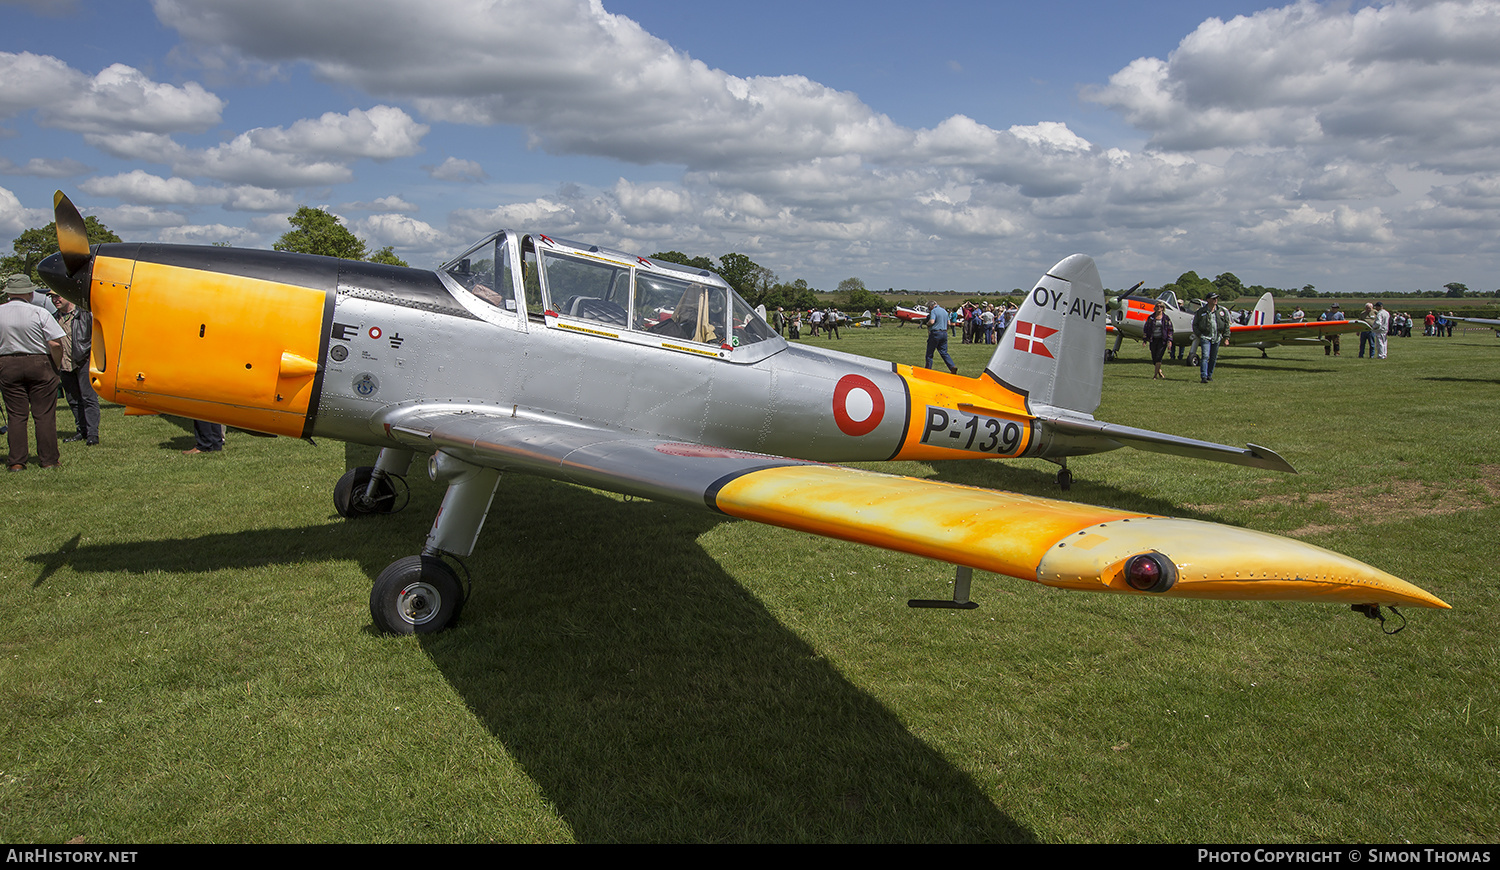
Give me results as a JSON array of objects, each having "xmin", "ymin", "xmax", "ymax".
[{"xmin": 1144, "ymin": 301, "xmax": 1174, "ymax": 380}]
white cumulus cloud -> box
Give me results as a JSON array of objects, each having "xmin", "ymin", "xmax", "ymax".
[
  {"xmin": 116, "ymin": 0, "xmax": 1500, "ymax": 290},
  {"xmin": 1084, "ymin": 0, "xmax": 1500, "ymax": 171},
  {"xmin": 425, "ymin": 157, "xmax": 486, "ymax": 182},
  {"xmin": 0, "ymin": 53, "xmax": 224, "ymax": 135}
]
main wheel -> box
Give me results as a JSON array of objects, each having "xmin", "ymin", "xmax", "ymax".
[
  {"xmin": 370, "ymin": 556, "xmax": 463, "ymax": 635},
  {"xmin": 334, "ymin": 466, "xmax": 397, "ymax": 517},
  {"xmin": 1104, "ymin": 349, "xmax": 1115, "ymax": 362},
  {"xmin": 1187, "ymin": 353, "xmax": 1201, "ymax": 367}
]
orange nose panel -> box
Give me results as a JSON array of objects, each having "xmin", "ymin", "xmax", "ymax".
[{"xmin": 99, "ymin": 259, "xmax": 327, "ymax": 437}]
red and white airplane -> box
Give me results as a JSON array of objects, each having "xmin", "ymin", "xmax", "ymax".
[
  {"xmin": 1106, "ymin": 289, "xmax": 1372, "ymax": 363},
  {"xmin": 893, "ymin": 304, "xmax": 930, "ymax": 326}
]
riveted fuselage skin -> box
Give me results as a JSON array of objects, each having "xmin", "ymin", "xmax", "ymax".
[
  {"xmin": 317, "ymin": 290, "xmax": 1047, "ymax": 463},
  {"xmin": 63, "ymin": 240, "xmax": 1042, "ymax": 468}
]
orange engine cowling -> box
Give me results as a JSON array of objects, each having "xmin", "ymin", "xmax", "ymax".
[{"xmin": 84, "ymin": 247, "xmax": 331, "ymax": 438}]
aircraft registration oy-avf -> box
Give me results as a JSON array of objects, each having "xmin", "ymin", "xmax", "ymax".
[
  {"xmin": 38, "ymin": 192, "xmax": 1448, "ymax": 635},
  {"xmin": 1107, "ymin": 287, "xmax": 1372, "ymax": 364}
]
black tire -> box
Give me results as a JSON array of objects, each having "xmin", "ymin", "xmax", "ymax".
[
  {"xmin": 333, "ymin": 466, "xmax": 396, "ymax": 517},
  {"xmin": 370, "ymin": 556, "xmax": 463, "ymax": 635},
  {"xmin": 1187, "ymin": 353, "xmax": 1201, "ymax": 367},
  {"xmin": 1057, "ymin": 468, "xmax": 1073, "ymax": 491},
  {"xmin": 1103, "ymin": 349, "xmax": 1115, "ymax": 362}
]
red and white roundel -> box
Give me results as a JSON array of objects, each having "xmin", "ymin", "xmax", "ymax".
[
  {"xmin": 833, "ymin": 374, "xmax": 885, "ymax": 437},
  {"xmin": 368, "ymin": 326, "xmax": 383, "ymax": 340}
]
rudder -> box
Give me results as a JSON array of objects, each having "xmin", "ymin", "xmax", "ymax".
[
  {"xmin": 1250, "ymin": 292, "xmax": 1273, "ymax": 326},
  {"xmin": 984, "ymin": 254, "xmax": 1106, "ymax": 415}
]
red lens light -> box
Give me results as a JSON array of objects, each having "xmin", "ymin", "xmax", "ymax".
[{"xmin": 1124, "ymin": 553, "xmax": 1176, "ymax": 593}]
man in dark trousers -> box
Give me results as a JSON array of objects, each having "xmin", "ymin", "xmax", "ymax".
[
  {"xmin": 52, "ymin": 293, "xmax": 99, "ymax": 445},
  {"xmin": 0, "ymin": 274, "xmax": 65, "ymax": 470},
  {"xmin": 1191, "ymin": 292, "xmax": 1230, "ymax": 384},
  {"xmin": 925, "ymin": 302, "xmax": 958, "ymax": 374}
]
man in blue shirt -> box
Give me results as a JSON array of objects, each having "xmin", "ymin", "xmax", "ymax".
[{"xmin": 925, "ymin": 303, "xmax": 958, "ymax": 374}]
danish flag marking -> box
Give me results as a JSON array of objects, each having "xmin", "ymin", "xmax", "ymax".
[{"xmin": 1013, "ymin": 320, "xmax": 1058, "ymax": 358}]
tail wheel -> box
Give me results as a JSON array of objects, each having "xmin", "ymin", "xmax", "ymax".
[{"xmin": 370, "ymin": 556, "xmax": 464, "ymax": 635}]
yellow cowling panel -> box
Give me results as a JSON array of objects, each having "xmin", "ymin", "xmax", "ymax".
[
  {"xmin": 87, "ymin": 255, "xmax": 135, "ymax": 400},
  {"xmin": 109, "ymin": 261, "xmax": 326, "ymax": 437}
]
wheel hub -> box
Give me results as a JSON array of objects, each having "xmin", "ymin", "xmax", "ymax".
[{"xmin": 397, "ymin": 581, "xmax": 442, "ymax": 626}]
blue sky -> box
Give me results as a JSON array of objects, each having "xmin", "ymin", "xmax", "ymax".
[{"xmin": 3, "ymin": 0, "xmax": 1497, "ymax": 295}]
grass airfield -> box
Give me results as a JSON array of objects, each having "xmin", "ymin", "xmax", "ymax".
[{"xmin": 2, "ymin": 323, "xmax": 1497, "ymax": 843}]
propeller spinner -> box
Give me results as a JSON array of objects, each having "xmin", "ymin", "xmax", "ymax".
[{"xmin": 36, "ymin": 190, "xmax": 94, "ymax": 308}]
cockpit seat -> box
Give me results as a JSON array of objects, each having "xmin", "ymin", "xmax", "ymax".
[{"xmin": 564, "ymin": 296, "xmax": 630, "ymax": 327}]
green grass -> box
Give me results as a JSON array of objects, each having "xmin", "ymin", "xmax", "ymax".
[{"xmin": 2, "ymin": 325, "xmax": 1497, "ymax": 842}]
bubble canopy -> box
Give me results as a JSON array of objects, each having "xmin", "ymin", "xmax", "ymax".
[{"xmin": 442, "ymin": 231, "xmax": 778, "ymax": 353}]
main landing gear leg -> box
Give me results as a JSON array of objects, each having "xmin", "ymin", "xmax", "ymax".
[
  {"xmin": 1105, "ymin": 333, "xmax": 1122, "ymax": 362},
  {"xmin": 369, "ymin": 451, "xmax": 501, "ymax": 635}
]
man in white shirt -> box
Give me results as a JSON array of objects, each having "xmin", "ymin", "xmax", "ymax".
[
  {"xmin": 0, "ymin": 274, "xmax": 65, "ymax": 470},
  {"xmin": 1373, "ymin": 302, "xmax": 1391, "ymax": 360}
]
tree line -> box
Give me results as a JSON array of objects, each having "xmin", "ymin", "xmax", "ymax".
[
  {"xmin": 648, "ymin": 250, "xmax": 827, "ymax": 310},
  {"xmin": 2, "ymin": 206, "xmax": 405, "ymax": 284},
  {"xmin": 1156, "ymin": 270, "xmax": 1495, "ymax": 301}
]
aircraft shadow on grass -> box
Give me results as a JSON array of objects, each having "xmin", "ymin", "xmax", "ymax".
[
  {"xmin": 1212, "ymin": 362, "xmax": 1337, "ymax": 374},
  {"xmin": 1420, "ymin": 376, "xmax": 1500, "ymax": 386},
  {"xmin": 920, "ymin": 457, "xmax": 1253, "ymax": 526},
  {"xmin": 25, "ymin": 448, "xmax": 1032, "ymax": 842}
]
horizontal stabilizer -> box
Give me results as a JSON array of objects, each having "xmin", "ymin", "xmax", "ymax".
[{"xmin": 1042, "ymin": 414, "xmax": 1296, "ymax": 473}]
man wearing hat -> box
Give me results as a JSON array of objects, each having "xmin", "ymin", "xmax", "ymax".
[
  {"xmin": 1321, "ymin": 303, "xmax": 1343, "ymax": 356},
  {"xmin": 0, "ymin": 274, "xmax": 66, "ymax": 470},
  {"xmin": 1191, "ymin": 292, "xmax": 1230, "ymax": 383}
]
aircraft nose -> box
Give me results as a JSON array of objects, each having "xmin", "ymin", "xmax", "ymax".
[
  {"xmin": 1035, "ymin": 516, "xmax": 1450, "ymax": 610},
  {"xmin": 38, "ymin": 250, "xmax": 91, "ymax": 310}
]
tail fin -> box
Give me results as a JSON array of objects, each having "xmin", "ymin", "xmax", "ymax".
[
  {"xmin": 1250, "ymin": 292, "xmax": 1273, "ymax": 326},
  {"xmin": 985, "ymin": 254, "xmax": 1105, "ymax": 415}
]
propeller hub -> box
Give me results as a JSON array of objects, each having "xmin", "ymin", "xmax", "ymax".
[
  {"xmin": 38, "ymin": 251, "xmax": 90, "ymax": 310},
  {"xmin": 38, "ymin": 191, "xmax": 95, "ymax": 309}
]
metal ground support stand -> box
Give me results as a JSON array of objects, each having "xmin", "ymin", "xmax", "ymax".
[{"xmin": 908, "ymin": 565, "xmax": 980, "ymax": 610}]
